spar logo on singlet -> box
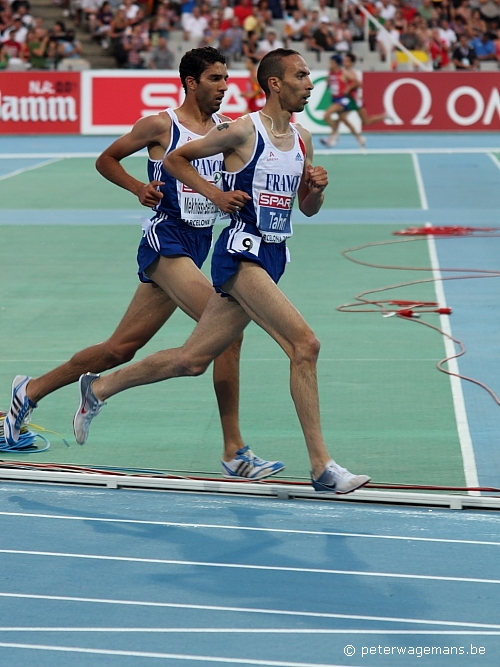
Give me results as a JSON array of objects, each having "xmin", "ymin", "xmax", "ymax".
[{"xmin": 258, "ymin": 191, "xmax": 293, "ymax": 232}]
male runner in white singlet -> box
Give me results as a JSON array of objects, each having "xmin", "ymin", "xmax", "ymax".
[
  {"xmin": 74, "ymin": 49, "xmax": 370, "ymax": 494},
  {"xmin": 4, "ymin": 47, "xmax": 284, "ymax": 481}
]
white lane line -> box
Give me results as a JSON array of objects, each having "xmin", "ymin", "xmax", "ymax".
[
  {"xmin": 2, "ymin": 593, "xmax": 498, "ymax": 629},
  {"xmin": 0, "ymin": 152, "xmax": 147, "ymax": 159},
  {"xmin": 0, "ymin": 148, "xmax": 499, "ymax": 160},
  {"xmin": 315, "ymin": 147, "xmax": 500, "ymax": 155},
  {"xmin": 0, "ymin": 627, "xmax": 499, "ymax": 635},
  {"xmin": 1, "ymin": 512, "xmax": 499, "ymax": 547},
  {"xmin": 0, "ymin": 549, "xmax": 498, "ymax": 584},
  {"xmin": 411, "ymin": 152, "xmax": 429, "ymax": 210},
  {"xmin": 488, "ymin": 152, "xmax": 500, "ymax": 171},
  {"xmin": 0, "ymin": 644, "xmax": 353, "ymax": 666},
  {"xmin": 426, "ymin": 231, "xmax": 480, "ymax": 495},
  {"xmin": 0, "ymin": 158, "xmax": 63, "ymax": 182}
]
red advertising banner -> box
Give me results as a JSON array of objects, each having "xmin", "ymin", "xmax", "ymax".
[
  {"xmin": 363, "ymin": 72, "xmax": 500, "ymax": 132},
  {"xmin": 0, "ymin": 71, "xmax": 80, "ymax": 134},
  {"xmin": 2, "ymin": 70, "xmax": 498, "ymax": 135},
  {"xmin": 81, "ymin": 70, "xmax": 250, "ymax": 134}
]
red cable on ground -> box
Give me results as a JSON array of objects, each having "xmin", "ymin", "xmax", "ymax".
[
  {"xmin": 394, "ymin": 226, "xmax": 500, "ymax": 236},
  {"xmin": 337, "ymin": 226, "xmax": 500, "ymax": 406}
]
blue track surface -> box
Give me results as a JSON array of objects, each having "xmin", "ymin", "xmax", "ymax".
[
  {"xmin": 1, "ymin": 132, "xmax": 499, "ymax": 153},
  {"xmin": 435, "ymin": 236, "xmax": 500, "ymax": 489},
  {"xmin": 419, "ymin": 153, "xmax": 500, "ymax": 210},
  {"xmin": 0, "ymin": 483, "xmax": 499, "ymax": 666}
]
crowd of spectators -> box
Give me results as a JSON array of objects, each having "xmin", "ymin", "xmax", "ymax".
[
  {"xmin": 1, "ymin": 0, "xmax": 499, "ymax": 70},
  {"xmin": 0, "ymin": 0, "xmax": 88, "ymax": 69},
  {"xmin": 367, "ymin": 0, "xmax": 500, "ymax": 68}
]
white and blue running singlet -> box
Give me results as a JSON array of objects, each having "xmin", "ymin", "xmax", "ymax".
[
  {"xmin": 147, "ymin": 108, "xmax": 224, "ymax": 228},
  {"xmin": 211, "ymin": 112, "xmax": 306, "ymax": 292},
  {"xmin": 222, "ymin": 111, "xmax": 306, "ymax": 244}
]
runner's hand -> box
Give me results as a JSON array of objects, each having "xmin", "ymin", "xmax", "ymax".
[
  {"xmin": 138, "ymin": 180, "xmax": 164, "ymax": 207},
  {"xmin": 214, "ymin": 190, "xmax": 251, "ymax": 214},
  {"xmin": 305, "ymin": 166, "xmax": 328, "ymax": 194}
]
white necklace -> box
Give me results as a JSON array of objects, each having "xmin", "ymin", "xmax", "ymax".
[{"xmin": 259, "ymin": 111, "xmax": 293, "ymax": 138}]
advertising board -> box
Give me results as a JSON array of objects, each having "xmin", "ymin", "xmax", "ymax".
[
  {"xmin": 0, "ymin": 71, "xmax": 80, "ymax": 134},
  {"xmin": 2, "ymin": 70, "xmax": 498, "ymax": 134},
  {"xmin": 81, "ymin": 70, "xmax": 249, "ymax": 134}
]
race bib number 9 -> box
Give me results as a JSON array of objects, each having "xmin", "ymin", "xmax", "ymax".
[
  {"xmin": 228, "ymin": 230, "xmax": 261, "ymax": 257},
  {"xmin": 257, "ymin": 191, "xmax": 293, "ymax": 243}
]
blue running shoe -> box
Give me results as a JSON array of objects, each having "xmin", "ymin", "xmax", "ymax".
[
  {"xmin": 222, "ymin": 446, "xmax": 285, "ymax": 480},
  {"xmin": 73, "ymin": 373, "xmax": 106, "ymax": 445},
  {"xmin": 312, "ymin": 460, "xmax": 370, "ymax": 494},
  {"xmin": 4, "ymin": 375, "xmax": 36, "ymax": 446}
]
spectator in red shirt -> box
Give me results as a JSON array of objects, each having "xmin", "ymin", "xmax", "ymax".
[
  {"xmin": 401, "ymin": 0, "xmax": 417, "ymax": 24},
  {"xmin": 233, "ymin": 0, "xmax": 253, "ymax": 27},
  {"xmin": 428, "ymin": 27, "xmax": 450, "ymax": 68},
  {"xmin": 2, "ymin": 36, "xmax": 23, "ymax": 59}
]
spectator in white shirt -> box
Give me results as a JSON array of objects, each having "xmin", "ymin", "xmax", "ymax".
[
  {"xmin": 284, "ymin": 9, "xmax": 307, "ymax": 42},
  {"xmin": 377, "ymin": 18, "xmax": 400, "ymax": 61},
  {"xmin": 317, "ymin": 0, "xmax": 338, "ymax": 23},
  {"xmin": 119, "ymin": 0, "xmax": 140, "ymax": 25},
  {"xmin": 219, "ymin": 0, "xmax": 233, "ymax": 22},
  {"xmin": 15, "ymin": 5, "xmax": 34, "ymax": 29},
  {"xmin": 2, "ymin": 16, "xmax": 28, "ymax": 44},
  {"xmin": 81, "ymin": 0, "xmax": 100, "ymax": 32},
  {"xmin": 333, "ymin": 20, "xmax": 352, "ymax": 52},
  {"xmin": 376, "ymin": 0, "xmax": 396, "ymax": 22},
  {"xmin": 257, "ymin": 29, "xmax": 284, "ymax": 55},
  {"xmin": 183, "ymin": 5, "xmax": 208, "ymax": 41},
  {"xmin": 438, "ymin": 19, "xmax": 457, "ymax": 47}
]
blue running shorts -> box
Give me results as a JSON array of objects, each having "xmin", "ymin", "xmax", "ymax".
[
  {"xmin": 211, "ymin": 223, "xmax": 289, "ymax": 293},
  {"xmin": 332, "ymin": 95, "xmax": 359, "ymax": 112},
  {"xmin": 137, "ymin": 215, "xmax": 213, "ymax": 283}
]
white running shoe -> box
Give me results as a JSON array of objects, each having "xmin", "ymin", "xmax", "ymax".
[
  {"xmin": 4, "ymin": 375, "xmax": 36, "ymax": 446},
  {"xmin": 357, "ymin": 135, "xmax": 367, "ymax": 149},
  {"xmin": 311, "ymin": 460, "xmax": 370, "ymax": 494},
  {"xmin": 320, "ymin": 133, "xmax": 338, "ymax": 147},
  {"xmin": 73, "ymin": 373, "xmax": 106, "ymax": 445},
  {"xmin": 222, "ymin": 446, "xmax": 285, "ymax": 480}
]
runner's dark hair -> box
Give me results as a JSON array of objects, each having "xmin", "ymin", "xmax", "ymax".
[
  {"xmin": 257, "ymin": 48, "xmax": 300, "ymax": 96},
  {"xmin": 179, "ymin": 47, "xmax": 227, "ymax": 92}
]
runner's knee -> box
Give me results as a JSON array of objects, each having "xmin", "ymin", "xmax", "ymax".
[
  {"xmin": 292, "ymin": 332, "xmax": 321, "ymax": 365},
  {"xmin": 101, "ymin": 338, "xmax": 142, "ymax": 366},
  {"xmin": 176, "ymin": 350, "xmax": 211, "ymax": 377}
]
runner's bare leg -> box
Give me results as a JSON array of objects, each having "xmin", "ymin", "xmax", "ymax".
[
  {"xmin": 27, "ymin": 283, "xmax": 177, "ymax": 403},
  {"xmin": 358, "ymin": 107, "xmax": 386, "ymax": 126},
  {"xmin": 93, "ymin": 262, "xmax": 331, "ymax": 477},
  {"xmin": 145, "ymin": 256, "xmax": 246, "ymax": 459}
]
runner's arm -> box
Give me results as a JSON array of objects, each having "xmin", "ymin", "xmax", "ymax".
[
  {"xmin": 344, "ymin": 70, "xmax": 360, "ymax": 95},
  {"xmin": 96, "ymin": 113, "xmax": 171, "ymax": 207},
  {"xmin": 164, "ymin": 119, "xmax": 252, "ymax": 213},
  {"xmin": 296, "ymin": 125, "xmax": 328, "ymax": 217}
]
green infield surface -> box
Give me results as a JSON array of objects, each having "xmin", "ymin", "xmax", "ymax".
[
  {"xmin": 0, "ymin": 153, "xmax": 421, "ymax": 210},
  {"xmin": 0, "ymin": 222, "xmax": 463, "ymax": 487}
]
